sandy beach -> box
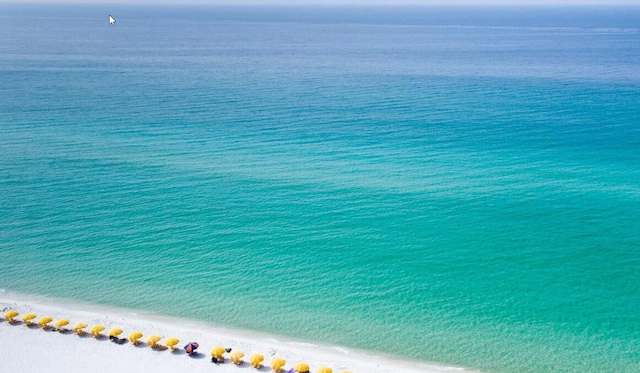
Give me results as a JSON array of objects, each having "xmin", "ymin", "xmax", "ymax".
[{"xmin": 0, "ymin": 293, "xmax": 475, "ymax": 373}]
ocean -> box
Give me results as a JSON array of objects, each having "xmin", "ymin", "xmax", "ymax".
[{"xmin": 0, "ymin": 4, "xmax": 639, "ymax": 372}]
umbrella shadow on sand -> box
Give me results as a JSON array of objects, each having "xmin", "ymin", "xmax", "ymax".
[
  {"xmin": 222, "ymin": 363, "xmax": 270, "ymax": 372},
  {"xmin": 188, "ymin": 352, "xmax": 207, "ymax": 360},
  {"xmin": 56, "ymin": 329, "xmax": 74, "ymax": 334},
  {"xmin": 109, "ymin": 336, "xmax": 128, "ymax": 345},
  {"xmin": 225, "ymin": 359, "xmax": 273, "ymax": 371}
]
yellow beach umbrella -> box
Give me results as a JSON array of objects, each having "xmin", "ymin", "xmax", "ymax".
[
  {"xmin": 250, "ymin": 353, "xmax": 265, "ymax": 368},
  {"xmin": 4, "ymin": 310, "xmax": 19, "ymax": 323},
  {"xmin": 164, "ymin": 337, "xmax": 179, "ymax": 350},
  {"xmin": 340, "ymin": 371, "xmax": 352, "ymax": 373},
  {"xmin": 295, "ymin": 363, "xmax": 310, "ymax": 373},
  {"xmin": 91, "ymin": 325, "xmax": 105, "ymax": 337},
  {"xmin": 54, "ymin": 319, "xmax": 70, "ymax": 332},
  {"xmin": 54, "ymin": 319, "xmax": 69, "ymax": 327},
  {"xmin": 129, "ymin": 331, "xmax": 143, "ymax": 345},
  {"xmin": 317, "ymin": 368, "xmax": 332, "ymax": 373},
  {"xmin": 211, "ymin": 346, "xmax": 226, "ymax": 359},
  {"xmin": 108, "ymin": 328, "xmax": 123, "ymax": 337},
  {"xmin": 73, "ymin": 322, "xmax": 88, "ymax": 334},
  {"xmin": 22, "ymin": 313, "xmax": 37, "ymax": 326},
  {"xmin": 271, "ymin": 357, "xmax": 286, "ymax": 372},
  {"xmin": 230, "ymin": 350, "xmax": 244, "ymax": 365},
  {"xmin": 38, "ymin": 316, "xmax": 53, "ymax": 329},
  {"xmin": 147, "ymin": 335, "xmax": 161, "ymax": 347}
]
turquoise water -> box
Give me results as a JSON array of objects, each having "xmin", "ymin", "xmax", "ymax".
[{"xmin": 1, "ymin": 5, "xmax": 640, "ymax": 372}]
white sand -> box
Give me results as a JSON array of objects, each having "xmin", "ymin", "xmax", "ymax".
[{"xmin": 0, "ymin": 293, "xmax": 477, "ymax": 373}]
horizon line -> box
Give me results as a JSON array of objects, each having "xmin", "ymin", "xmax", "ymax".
[{"xmin": 2, "ymin": 1, "xmax": 640, "ymax": 6}]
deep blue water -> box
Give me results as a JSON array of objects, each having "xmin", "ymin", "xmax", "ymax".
[{"xmin": 1, "ymin": 5, "xmax": 639, "ymax": 373}]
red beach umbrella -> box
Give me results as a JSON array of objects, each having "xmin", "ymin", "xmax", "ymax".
[{"xmin": 184, "ymin": 342, "xmax": 199, "ymax": 355}]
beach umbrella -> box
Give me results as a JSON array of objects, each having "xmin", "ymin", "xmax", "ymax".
[
  {"xmin": 22, "ymin": 313, "xmax": 37, "ymax": 326},
  {"xmin": 108, "ymin": 328, "xmax": 123, "ymax": 337},
  {"xmin": 339, "ymin": 371, "xmax": 352, "ymax": 373},
  {"xmin": 230, "ymin": 350, "xmax": 244, "ymax": 364},
  {"xmin": 54, "ymin": 319, "xmax": 70, "ymax": 331},
  {"xmin": 147, "ymin": 335, "xmax": 162, "ymax": 347},
  {"xmin": 250, "ymin": 353, "xmax": 265, "ymax": 368},
  {"xmin": 295, "ymin": 362, "xmax": 310, "ymax": 373},
  {"xmin": 184, "ymin": 342, "xmax": 199, "ymax": 355},
  {"xmin": 4, "ymin": 310, "xmax": 19, "ymax": 323},
  {"xmin": 38, "ymin": 316, "xmax": 53, "ymax": 329},
  {"xmin": 165, "ymin": 337, "xmax": 179, "ymax": 351},
  {"xmin": 73, "ymin": 322, "xmax": 88, "ymax": 334},
  {"xmin": 317, "ymin": 368, "xmax": 332, "ymax": 373},
  {"xmin": 54, "ymin": 319, "xmax": 69, "ymax": 327},
  {"xmin": 129, "ymin": 331, "xmax": 143, "ymax": 344},
  {"xmin": 91, "ymin": 325, "xmax": 105, "ymax": 337},
  {"xmin": 211, "ymin": 346, "xmax": 226, "ymax": 359},
  {"xmin": 271, "ymin": 357, "xmax": 286, "ymax": 372}
]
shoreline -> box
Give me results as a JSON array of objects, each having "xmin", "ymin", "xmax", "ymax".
[{"xmin": 0, "ymin": 290, "xmax": 478, "ymax": 373}]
